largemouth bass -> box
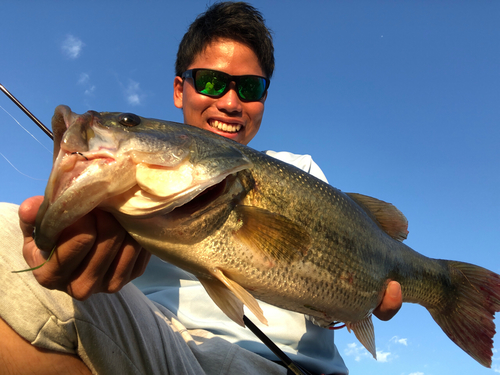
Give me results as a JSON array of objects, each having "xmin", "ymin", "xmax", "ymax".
[{"xmin": 35, "ymin": 105, "xmax": 500, "ymax": 368}]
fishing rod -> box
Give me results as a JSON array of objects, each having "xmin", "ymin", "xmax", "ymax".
[
  {"xmin": 0, "ymin": 83, "xmax": 53, "ymax": 140},
  {"xmin": 243, "ymin": 315, "xmax": 313, "ymax": 375},
  {"xmin": 1, "ymin": 83, "xmax": 312, "ymax": 375}
]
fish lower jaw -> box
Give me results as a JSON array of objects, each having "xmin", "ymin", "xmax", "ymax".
[{"xmin": 209, "ymin": 120, "xmax": 242, "ymax": 133}]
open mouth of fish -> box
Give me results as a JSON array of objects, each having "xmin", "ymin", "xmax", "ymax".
[{"xmin": 35, "ymin": 105, "xmax": 252, "ymax": 251}]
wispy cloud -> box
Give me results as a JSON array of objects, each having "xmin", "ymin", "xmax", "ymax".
[
  {"xmin": 344, "ymin": 342, "xmax": 394, "ymax": 363},
  {"xmin": 376, "ymin": 350, "xmax": 392, "ymax": 363},
  {"xmin": 344, "ymin": 342, "xmax": 371, "ymax": 362},
  {"xmin": 78, "ymin": 73, "xmax": 89, "ymax": 85},
  {"xmin": 78, "ymin": 73, "xmax": 95, "ymax": 96},
  {"xmin": 62, "ymin": 35, "xmax": 84, "ymax": 59},
  {"xmin": 409, "ymin": 372, "xmax": 424, "ymax": 375},
  {"xmin": 124, "ymin": 79, "xmax": 144, "ymax": 105},
  {"xmin": 390, "ymin": 336, "xmax": 408, "ymax": 346}
]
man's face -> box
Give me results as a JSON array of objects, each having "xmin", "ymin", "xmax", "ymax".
[{"xmin": 174, "ymin": 38, "xmax": 267, "ymax": 145}]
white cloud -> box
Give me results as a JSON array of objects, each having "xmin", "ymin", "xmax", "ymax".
[
  {"xmin": 344, "ymin": 342, "xmax": 395, "ymax": 363},
  {"xmin": 78, "ymin": 73, "xmax": 89, "ymax": 85},
  {"xmin": 62, "ymin": 35, "xmax": 84, "ymax": 59},
  {"xmin": 344, "ymin": 343, "xmax": 391, "ymax": 362},
  {"xmin": 376, "ymin": 350, "xmax": 391, "ymax": 362},
  {"xmin": 409, "ymin": 372, "xmax": 424, "ymax": 375},
  {"xmin": 390, "ymin": 336, "xmax": 408, "ymax": 346},
  {"xmin": 344, "ymin": 343, "xmax": 371, "ymax": 362},
  {"xmin": 77, "ymin": 73, "xmax": 95, "ymax": 96},
  {"xmin": 124, "ymin": 79, "xmax": 144, "ymax": 105}
]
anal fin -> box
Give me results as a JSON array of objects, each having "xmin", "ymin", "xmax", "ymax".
[{"xmin": 347, "ymin": 315, "xmax": 377, "ymax": 359}]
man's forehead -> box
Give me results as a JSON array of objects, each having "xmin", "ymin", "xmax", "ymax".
[{"xmin": 190, "ymin": 38, "xmax": 265, "ymax": 76}]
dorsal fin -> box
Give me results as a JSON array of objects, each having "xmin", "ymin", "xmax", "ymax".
[{"xmin": 346, "ymin": 193, "xmax": 409, "ymax": 242}]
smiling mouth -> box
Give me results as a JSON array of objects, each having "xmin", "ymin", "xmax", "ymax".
[{"xmin": 209, "ymin": 119, "xmax": 242, "ymax": 133}]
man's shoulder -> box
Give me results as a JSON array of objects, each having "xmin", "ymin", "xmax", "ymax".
[{"xmin": 263, "ymin": 150, "xmax": 328, "ymax": 183}]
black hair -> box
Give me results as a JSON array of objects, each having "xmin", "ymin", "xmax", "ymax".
[{"xmin": 175, "ymin": 1, "xmax": 274, "ymax": 79}]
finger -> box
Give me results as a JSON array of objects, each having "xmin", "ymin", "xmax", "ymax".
[
  {"xmin": 19, "ymin": 196, "xmax": 49, "ymax": 263},
  {"xmin": 373, "ymin": 280, "xmax": 402, "ymax": 321},
  {"xmin": 19, "ymin": 196, "xmax": 44, "ymax": 229},
  {"xmin": 131, "ymin": 248, "xmax": 152, "ymax": 280},
  {"xmin": 100, "ymin": 234, "xmax": 145, "ymax": 293},
  {"xmin": 66, "ymin": 210, "xmax": 128, "ymax": 299},
  {"xmin": 19, "ymin": 196, "xmax": 95, "ymax": 274},
  {"xmin": 31, "ymin": 212, "xmax": 98, "ymax": 292}
]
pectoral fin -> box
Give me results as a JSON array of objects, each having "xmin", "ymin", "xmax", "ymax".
[
  {"xmin": 233, "ymin": 205, "xmax": 310, "ymax": 265},
  {"xmin": 347, "ymin": 315, "xmax": 377, "ymax": 359},
  {"xmin": 210, "ymin": 267, "xmax": 268, "ymax": 326}
]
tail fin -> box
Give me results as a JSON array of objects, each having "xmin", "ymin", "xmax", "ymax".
[{"xmin": 428, "ymin": 260, "xmax": 500, "ymax": 367}]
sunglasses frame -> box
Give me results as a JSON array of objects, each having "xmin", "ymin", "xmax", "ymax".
[{"xmin": 181, "ymin": 69, "xmax": 270, "ymax": 102}]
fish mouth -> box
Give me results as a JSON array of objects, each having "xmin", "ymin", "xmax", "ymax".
[
  {"xmin": 208, "ymin": 119, "xmax": 243, "ymax": 133},
  {"xmin": 36, "ymin": 106, "xmax": 254, "ymax": 251},
  {"xmin": 170, "ymin": 177, "xmax": 229, "ymax": 218}
]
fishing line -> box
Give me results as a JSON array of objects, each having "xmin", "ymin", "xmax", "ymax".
[
  {"xmin": 0, "ymin": 152, "xmax": 48, "ymax": 181},
  {"xmin": 0, "ymin": 84, "xmax": 53, "ymax": 140},
  {"xmin": 0, "ymin": 104, "xmax": 51, "ymax": 153}
]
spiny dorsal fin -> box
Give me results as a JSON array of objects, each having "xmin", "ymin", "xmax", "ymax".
[
  {"xmin": 346, "ymin": 193, "xmax": 409, "ymax": 242},
  {"xmin": 347, "ymin": 315, "xmax": 377, "ymax": 359},
  {"xmin": 233, "ymin": 205, "xmax": 310, "ymax": 265}
]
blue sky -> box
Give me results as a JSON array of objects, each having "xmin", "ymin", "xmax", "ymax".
[{"xmin": 1, "ymin": 1, "xmax": 499, "ymax": 374}]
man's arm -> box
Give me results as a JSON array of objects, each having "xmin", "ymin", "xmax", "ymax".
[{"xmin": 0, "ymin": 317, "xmax": 92, "ymax": 375}]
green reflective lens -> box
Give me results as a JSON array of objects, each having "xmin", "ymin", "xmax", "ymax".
[
  {"xmin": 185, "ymin": 69, "xmax": 269, "ymax": 101},
  {"xmin": 195, "ymin": 70, "xmax": 227, "ymax": 96},
  {"xmin": 238, "ymin": 76, "xmax": 266, "ymax": 100}
]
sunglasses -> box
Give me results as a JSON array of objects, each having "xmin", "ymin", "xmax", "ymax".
[{"xmin": 181, "ymin": 69, "xmax": 270, "ymax": 102}]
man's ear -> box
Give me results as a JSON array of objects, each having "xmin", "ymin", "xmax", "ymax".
[{"xmin": 173, "ymin": 76, "xmax": 184, "ymax": 109}]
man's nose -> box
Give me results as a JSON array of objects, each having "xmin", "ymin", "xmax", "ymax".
[{"xmin": 215, "ymin": 82, "xmax": 242, "ymax": 113}]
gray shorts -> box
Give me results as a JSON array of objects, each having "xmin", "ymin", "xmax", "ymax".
[{"xmin": 0, "ymin": 203, "xmax": 286, "ymax": 375}]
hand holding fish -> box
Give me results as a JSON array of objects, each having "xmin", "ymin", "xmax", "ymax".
[
  {"xmin": 373, "ymin": 280, "xmax": 402, "ymax": 321},
  {"xmin": 19, "ymin": 196, "xmax": 151, "ymax": 300}
]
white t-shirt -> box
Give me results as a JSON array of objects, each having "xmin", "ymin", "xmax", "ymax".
[{"xmin": 133, "ymin": 151, "xmax": 348, "ymax": 375}]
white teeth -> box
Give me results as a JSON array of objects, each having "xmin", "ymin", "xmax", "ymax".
[{"xmin": 210, "ymin": 120, "xmax": 242, "ymax": 133}]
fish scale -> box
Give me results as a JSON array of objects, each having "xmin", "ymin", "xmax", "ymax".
[{"xmin": 34, "ymin": 106, "xmax": 500, "ymax": 368}]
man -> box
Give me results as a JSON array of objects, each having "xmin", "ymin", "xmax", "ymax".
[{"xmin": 0, "ymin": 2, "xmax": 401, "ymax": 374}]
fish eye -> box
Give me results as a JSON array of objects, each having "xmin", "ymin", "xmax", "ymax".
[{"xmin": 118, "ymin": 113, "xmax": 141, "ymax": 127}]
